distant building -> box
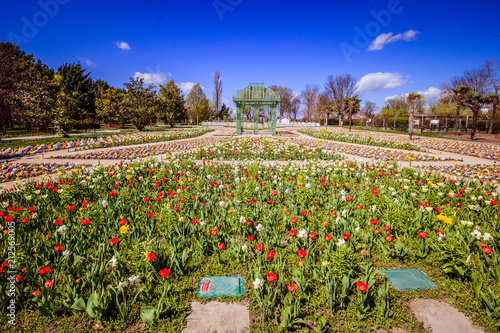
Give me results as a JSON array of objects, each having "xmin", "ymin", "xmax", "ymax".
[{"xmin": 278, "ymin": 117, "xmax": 290, "ymax": 124}]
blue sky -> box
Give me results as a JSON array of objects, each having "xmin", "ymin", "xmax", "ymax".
[{"xmin": 1, "ymin": 0, "xmax": 499, "ymax": 115}]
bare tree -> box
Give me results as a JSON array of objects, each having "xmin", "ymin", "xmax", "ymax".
[
  {"xmin": 213, "ymin": 70, "xmax": 222, "ymax": 121},
  {"xmin": 407, "ymin": 93, "xmax": 423, "ymax": 140},
  {"xmin": 362, "ymin": 101, "xmax": 378, "ymax": 119},
  {"xmin": 324, "ymin": 74, "xmax": 358, "ymax": 127},
  {"xmin": 345, "ymin": 96, "xmax": 361, "ymax": 131},
  {"xmin": 269, "ymin": 85, "xmax": 294, "ymax": 118},
  {"xmin": 483, "ymin": 59, "xmax": 500, "ymax": 133},
  {"xmin": 300, "ymin": 84, "xmax": 319, "ymax": 121},
  {"xmin": 447, "ymin": 67, "xmax": 491, "ymax": 139},
  {"xmin": 290, "ymin": 97, "xmax": 301, "ymax": 120},
  {"xmin": 316, "ymin": 92, "xmax": 333, "ymax": 127}
]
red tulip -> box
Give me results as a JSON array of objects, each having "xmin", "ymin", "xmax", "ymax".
[
  {"xmin": 288, "ymin": 283, "xmax": 296, "ymax": 292},
  {"xmin": 325, "ymin": 234, "xmax": 332, "ymax": 242},
  {"xmin": 356, "ymin": 281, "xmax": 368, "ymax": 292},
  {"xmin": 15, "ymin": 275, "xmax": 23, "ymax": 283},
  {"xmin": 383, "ymin": 225, "xmax": 390, "ymax": 232},
  {"xmin": 480, "ymin": 242, "xmax": 487, "ymax": 248},
  {"xmin": 159, "ymin": 268, "xmax": 170, "ymax": 278},
  {"xmin": 370, "ymin": 219, "xmax": 378, "ymax": 225},
  {"xmin": 360, "ymin": 249, "xmax": 366, "ymax": 255},
  {"xmin": 110, "ymin": 238, "xmax": 119, "ymax": 245},
  {"xmin": 309, "ymin": 232, "xmax": 317, "ymax": 239},
  {"xmin": 418, "ymin": 232, "xmax": 427, "ymax": 239},
  {"xmin": 291, "ymin": 217, "xmax": 298, "ymax": 224},
  {"xmin": 54, "ymin": 245, "xmax": 63, "ymax": 252},
  {"xmin": 267, "ymin": 251, "xmax": 275, "ymax": 259},
  {"xmin": 267, "ymin": 273, "xmax": 276, "ymax": 283},
  {"xmin": 343, "ymin": 233, "xmax": 350, "ymax": 240},
  {"xmin": 301, "ymin": 211, "xmax": 307, "ymax": 217},
  {"xmin": 81, "ymin": 219, "xmax": 90, "ymax": 226},
  {"xmin": 45, "ymin": 280, "xmax": 54, "ymax": 288},
  {"xmin": 146, "ymin": 253, "xmax": 156, "ymax": 262},
  {"xmin": 248, "ymin": 235, "xmax": 255, "ymax": 241},
  {"xmin": 289, "ymin": 229, "xmax": 297, "ymax": 237},
  {"xmin": 255, "ymin": 244, "xmax": 264, "ymax": 251},
  {"xmin": 210, "ymin": 229, "xmax": 218, "ymax": 236},
  {"xmin": 147, "ymin": 212, "xmax": 154, "ymax": 218},
  {"xmin": 218, "ymin": 243, "xmax": 225, "ymax": 250},
  {"xmin": 191, "ymin": 219, "xmax": 198, "ymax": 225},
  {"xmin": 297, "ymin": 249, "xmax": 307, "ymax": 258},
  {"xmin": 39, "ymin": 266, "xmax": 50, "ymax": 275},
  {"xmin": 54, "ymin": 219, "xmax": 62, "ymax": 226},
  {"xmin": 484, "ymin": 248, "xmax": 492, "ymax": 254},
  {"xmin": 385, "ymin": 235, "xmax": 393, "ymax": 242},
  {"xmin": 109, "ymin": 191, "xmax": 117, "ymax": 196}
]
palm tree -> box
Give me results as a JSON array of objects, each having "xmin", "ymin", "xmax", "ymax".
[
  {"xmin": 451, "ymin": 86, "xmax": 470, "ymax": 135},
  {"xmin": 488, "ymin": 93, "xmax": 499, "ymax": 134},
  {"xmin": 464, "ymin": 91, "xmax": 485, "ymax": 140},
  {"xmin": 345, "ymin": 96, "xmax": 361, "ymax": 132},
  {"xmin": 406, "ymin": 93, "xmax": 422, "ymax": 140}
]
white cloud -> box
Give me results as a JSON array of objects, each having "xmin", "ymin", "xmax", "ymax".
[
  {"xmin": 76, "ymin": 57, "xmax": 96, "ymax": 68},
  {"xmin": 420, "ymin": 87, "xmax": 441, "ymax": 100},
  {"xmin": 368, "ymin": 29, "xmax": 418, "ymax": 51},
  {"xmin": 357, "ymin": 72, "xmax": 407, "ymax": 94},
  {"xmin": 384, "ymin": 87, "xmax": 442, "ymax": 102},
  {"xmin": 133, "ymin": 72, "xmax": 167, "ymax": 85},
  {"xmin": 114, "ymin": 41, "xmax": 131, "ymax": 50},
  {"xmin": 179, "ymin": 82, "xmax": 206, "ymax": 93}
]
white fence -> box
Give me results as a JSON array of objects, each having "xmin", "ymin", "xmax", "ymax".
[{"xmin": 201, "ymin": 122, "xmax": 320, "ymax": 127}]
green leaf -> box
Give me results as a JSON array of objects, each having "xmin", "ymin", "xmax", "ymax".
[
  {"xmin": 71, "ymin": 298, "xmax": 86, "ymax": 312},
  {"xmin": 86, "ymin": 291, "xmax": 98, "ymax": 318},
  {"xmin": 140, "ymin": 306, "xmax": 157, "ymax": 325}
]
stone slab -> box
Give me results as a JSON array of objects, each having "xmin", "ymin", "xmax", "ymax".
[
  {"xmin": 183, "ymin": 301, "xmax": 249, "ymax": 333},
  {"xmin": 410, "ymin": 299, "xmax": 484, "ymax": 333}
]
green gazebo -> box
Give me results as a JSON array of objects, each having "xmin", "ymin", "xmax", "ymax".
[{"xmin": 233, "ymin": 83, "xmax": 280, "ymax": 135}]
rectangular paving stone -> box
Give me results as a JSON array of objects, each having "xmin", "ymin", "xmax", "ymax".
[
  {"xmin": 380, "ymin": 269, "xmax": 436, "ymax": 291},
  {"xmin": 196, "ymin": 276, "xmax": 244, "ymax": 298}
]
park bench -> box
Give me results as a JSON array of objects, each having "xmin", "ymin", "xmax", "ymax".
[{"xmin": 31, "ymin": 125, "xmax": 55, "ymax": 136}]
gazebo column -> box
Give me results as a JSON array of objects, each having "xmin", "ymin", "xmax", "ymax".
[
  {"xmin": 236, "ymin": 104, "xmax": 242, "ymax": 134},
  {"xmin": 253, "ymin": 106, "xmax": 258, "ymax": 134},
  {"xmin": 271, "ymin": 106, "xmax": 277, "ymax": 135}
]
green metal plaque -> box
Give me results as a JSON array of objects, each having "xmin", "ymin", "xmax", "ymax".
[
  {"xmin": 380, "ymin": 269, "xmax": 436, "ymax": 291},
  {"xmin": 196, "ymin": 276, "xmax": 244, "ymax": 298}
]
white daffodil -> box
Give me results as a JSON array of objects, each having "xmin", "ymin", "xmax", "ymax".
[
  {"xmin": 241, "ymin": 244, "xmax": 248, "ymax": 252},
  {"xmin": 483, "ymin": 233, "xmax": 494, "ymax": 242},
  {"xmin": 240, "ymin": 216, "xmax": 246, "ymax": 223},
  {"xmin": 128, "ymin": 275, "xmax": 142, "ymax": 284},
  {"xmin": 117, "ymin": 281, "xmax": 129, "ymax": 292},
  {"xmin": 62, "ymin": 250, "xmax": 70, "ymax": 260},
  {"xmin": 253, "ymin": 278, "xmax": 263, "ymax": 289},
  {"xmin": 108, "ymin": 256, "xmax": 119, "ymax": 268},
  {"xmin": 57, "ymin": 225, "xmax": 68, "ymax": 235},
  {"xmin": 471, "ymin": 230, "xmax": 482, "ymax": 240},
  {"xmin": 336, "ymin": 239, "xmax": 346, "ymax": 248},
  {"xmin": 256, "ymin": 224, "xmax": 264, "ymax": 232}
]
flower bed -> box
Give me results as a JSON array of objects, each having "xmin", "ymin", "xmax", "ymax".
[
  {"xmin": 286, "ymin": 137, "xmax": 453, "ymax": 161},
  {"xmin": 0, "ymin": 162, "xmax": 90, "ymax": 182},
  {"xmin": 299, "ymin": 128, "xmax": 423, "ymax": 151},
  {"xmin": 0, "ymin": 158, "xmax": 499, "ymax": 331},
  {"xmin": 176, "ymin": 137, "xmax": 341, "ymax": 161},
  {"xmin": 0, "ymin": 128, "xmax": 212, "ymax": 159}
]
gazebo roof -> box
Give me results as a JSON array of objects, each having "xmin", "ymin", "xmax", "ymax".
[{"xmin": 233, "ymin": 83, "xmax": 280, "ymax": 103}]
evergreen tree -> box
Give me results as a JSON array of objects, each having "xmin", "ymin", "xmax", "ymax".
[
  {"xmin": 122, "ymin": 77, "xmax": 156, "ymax": 130},
  {"xmin": 156, "ymin": 80, "xmax": 187, "ymax": 127}
]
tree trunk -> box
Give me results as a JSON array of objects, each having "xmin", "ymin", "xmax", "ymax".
[
  {"xmin": 489, "ymin": 100, "xmax": 497, "ymax": 134},
  {"xmin": 349, "ymin": 104, "xmax": 353, "ymax": 131},
  {"xmin": 454, "ymin": 102, "xmax": 460, "ymax": 135},
  {"xmin": 409, "ymin": 105, "xmax": 415, "ymax": 140},
  {"xmin": 471, "ymin": 110, "xmax": 479, "ymax": 140},
  {"xmin": 325, "ymin": 111, "xmax": 328, "ymax": 128}
]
